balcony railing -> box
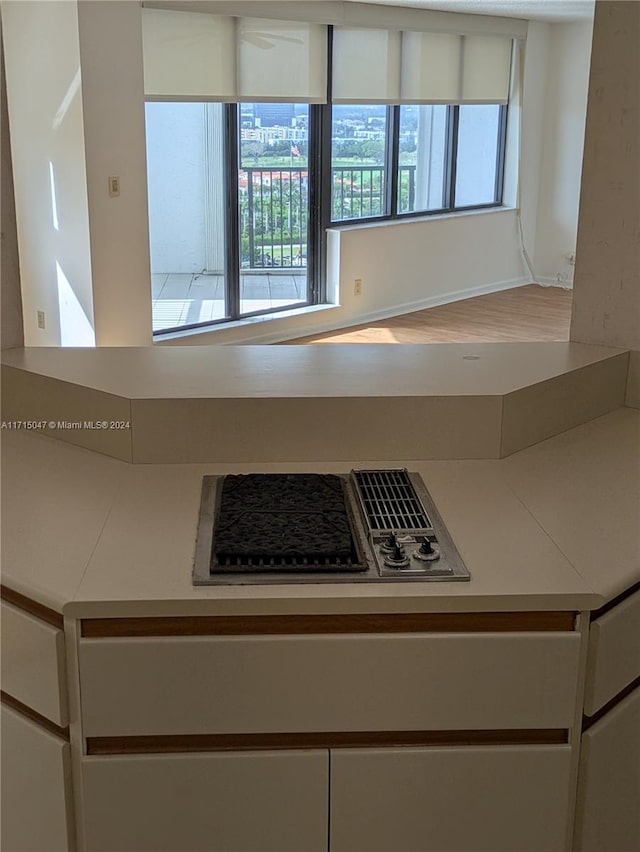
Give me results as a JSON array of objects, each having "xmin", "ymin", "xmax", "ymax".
[{"xmin": 239, "ymin": 164, "xmax": 417, "ymax": 269}]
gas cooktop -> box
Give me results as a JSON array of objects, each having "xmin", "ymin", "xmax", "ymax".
[{"xmin": 193, "ymin": 469, "xmax": 470, "ymax": 585}]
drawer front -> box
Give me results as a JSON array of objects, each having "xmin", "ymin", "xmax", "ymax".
[
  {"xmin": 575, "ymin": 686, "xmax": 640, "ymax": 852},
  {"xmin": 584, "ymin": 588, "xmax": 640, "ymax": 716},
  {"xmin": 1, "ymin": 601, "xmax": 68, "ymax": 726},
  {"xmin": 331, "ymin": 745, "xmax": 573, "ymax": 852},
  {"xmin": 82, "ymin": 750, "xmax": 328, "ymax": 852},
  {"xmin": 1, "ymin": 704, "xmax": 73, "ymax": 852},
  {"xmin": 79, "ymin": 632, "xmax": 581, "ymax": 736}
]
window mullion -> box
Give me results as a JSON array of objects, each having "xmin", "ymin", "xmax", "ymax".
[
  {"xmin": 443, "ymin": 105, "xmax": 459, "ymax": 210},
  {"xmin": 311, "ymin": 102, "xmax": 332, "ymax": 304},
  {"xmin": 387, "ymin": 105, "xmax": 400, "ymax": 217},
  {"xmin": 225, "ymin": 104, "xmax": 240, "ymax": 319},
  {"xmin": 494, "ymin": 104, "xmax": 508, "ymax": 204}
]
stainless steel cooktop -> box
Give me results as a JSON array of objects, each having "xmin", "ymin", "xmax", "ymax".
[{"xmin": 193, "ymin": 469, "xmax": 470, "ymax": 585}]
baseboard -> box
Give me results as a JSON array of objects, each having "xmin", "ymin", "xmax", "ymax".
[
  {"xmin": 536, "ymin": 277, "xmax": 573, "ymax": 291},
  {"xmin": 244, "ymin": 276, "xmax": 533, "ymax": 344}
]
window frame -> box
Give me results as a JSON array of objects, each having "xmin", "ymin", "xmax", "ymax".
[{"xmin": 327, "ymin": 102, "xmax": 508, "ymax": 228}]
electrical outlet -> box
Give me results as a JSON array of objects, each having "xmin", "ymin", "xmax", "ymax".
[
  {"xmin": 108, "ymin": 176, "xmax": 120, "ymax": 197},
  {"xmin": 37, "ymin": 310, "xmax": 46, "ymax": 329},
  {"xmin": 354, "ymin": 278, "xmax": 362, "ymax": 296}
]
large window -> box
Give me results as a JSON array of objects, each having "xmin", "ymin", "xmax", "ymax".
[
  {"xmin": 143, "ymin": 11, "xmax": 514, "ymax": 335},
  {"xmin": 329, "ymin": 103, "xmax": 506, "ymax": 225}
]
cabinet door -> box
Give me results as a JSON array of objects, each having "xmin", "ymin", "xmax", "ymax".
[
  {"xmin": 1, "ymin": 600, "xmax": 68, "ymax": 725},
  {"xmin": 82, "ymin": 750, "xmax": 328, "ymax": 852},
  {"xmin": 1, "ymin": 704, "xmax": 73, "ymax": 852},
  {"xmin": 331, "ymin": 745, "xmax": 572, "ymax": 852},
  {"xmin": 575, "ymin": 686, "xmax": 640, "ymax": 852}
]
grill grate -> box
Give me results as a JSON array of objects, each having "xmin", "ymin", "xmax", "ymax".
[
  {"xmin": 211, "ymin": 473, "xmax": 368, "ymax": 574},
  {"xmin": 353, "ymin": 469, "xmax": 431, "ymax": 531}
]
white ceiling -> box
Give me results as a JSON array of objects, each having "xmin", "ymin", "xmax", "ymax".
[{"xmin": 352, "ymin": 0, "xmax": 595, "ymax": 22}]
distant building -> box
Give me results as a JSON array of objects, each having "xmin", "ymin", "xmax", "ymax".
[{"xmin": 254, "ymin": 104, "xmax": 295, "ymax": 128}]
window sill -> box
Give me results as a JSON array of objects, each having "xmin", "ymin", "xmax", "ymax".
[
  {"xmin": 328, "ymin": 204, "xmax": 515, "ymax": 233},
  {"xmin": 153, "ymin": 302, "xmax": 340, "ymax": 345}
]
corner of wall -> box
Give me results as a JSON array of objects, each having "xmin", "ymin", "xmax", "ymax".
[{"xmin": 0, "ymin": 19, "xmax": 24, "ymax": 350}]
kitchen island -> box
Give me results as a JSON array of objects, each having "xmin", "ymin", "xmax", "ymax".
[{"xmin": 1, "ymin": 354, "xmax": 639, "ymax": 851}]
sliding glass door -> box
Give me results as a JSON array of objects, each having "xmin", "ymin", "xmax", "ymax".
[
  {"xmin": 238, "ymin": 103, "xmax": 309, "ymax": 316},
  {"xmin": 145, "ymin": 101, "xmax": 311, "ymax": 333}
]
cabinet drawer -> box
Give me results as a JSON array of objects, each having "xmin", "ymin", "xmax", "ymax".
[
  {"xmin": 1, "ymin": 601, "xmax": 68, "ymax": 726},
  {"xmin": 79, "ymin": 632, "xmax": 581, "ymax": 736},
  {"xmin": 584, "ymin": 588, "xmax": 640, "ymax": 716},
  {"xmin": 82, "ymin": 750, "xmax": 328, "ymax": 852},
  {"xmin": 331, "ymin": 744, "xmax": 572, "ymax": 852},
  {"xmin": 1, "ymin": 704, "xmax": 73, "ymax": 852},
  {"xmin": 575, "ymin": 686, "xmax": 640, "ymax": 852}
]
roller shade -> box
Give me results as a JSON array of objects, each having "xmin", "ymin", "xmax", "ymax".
[
  {"xmin": 142, "ymin": 9, "xmax": 328, "ymax": 102},
  {"xmin": 142, "ymin": 8, "xmax": 236, "ymax": 100},
  {"xmin": 238, "ymin": 18, "xmax": 327, "ymax": 102},
  {"xmin": 461, "ymin": 35, "xmax": 513, "ymax": 103},
  {"xmin": 400, "ymin": 32, "xmax": 462, "ymax": 103},
  {"xmin": 400, "ymin": 31, "xmax": 513, "ymax": 104},
  {"xmin": 332, "ymin": 28, "xmax": 401, "ymax": 104}
]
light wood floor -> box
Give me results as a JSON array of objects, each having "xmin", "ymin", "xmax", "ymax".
[{"xmin": 288, "ymin": 284, "xmax": 573, "ymax": 345}]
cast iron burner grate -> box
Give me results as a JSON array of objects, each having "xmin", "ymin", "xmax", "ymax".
[{"xmin": 212, "ymin": 473, "xmax": 367, "ymax": 573}]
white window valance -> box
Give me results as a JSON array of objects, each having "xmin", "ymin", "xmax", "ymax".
[
  {"xmin": 142, "ymin": 9, "xmax": 236, "ymax": 100},
  {"xmin": 400, "ymin": 32, "xmax": 513, "ymax": 104},
  {"xmin": 142, "ymin": 7, "xmax": 513, "ymax": 106},
  {"xmin": 238, "ymin": 17, "xmax": 327, "ymax": 102},
  {"xmin": 142, "ymin": 8, "xmax": 328, "ymax": 102},
  {"xmin": 331, "ymin": 27, "xmax": 401, "ymax": 104}
]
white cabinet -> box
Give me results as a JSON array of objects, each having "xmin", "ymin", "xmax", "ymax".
[
  {"xmin": 82, "ymin": 750, "xmax": 329, "ymax": 852},
  {"xmin": 76, "ymin": 620, "xmax": 581, "ymax": 852},
  {"xmin": 574, "ymin": 686, "xmax": 640, "ymax": 852},
  {"xmin": 330, "ymin": 745, "xmax": 573, "ymax": 852},
  {"xmin": 1, "ymin": 600, "xmax": 68, "ymax": 725},
  {"xmin": 78, "ymin": 632, "xmax": 581, "ymax": 736},
  {"xmin": 1, "ymin": 704, "xmax": 74, "ymax": 852},
  {"xmin": 583, "ymin": 589, "xmax": 640, "ymax": 716}
]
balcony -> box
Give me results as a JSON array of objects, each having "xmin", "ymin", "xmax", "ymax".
[{"xmin": 152, "ymin": 271, "xmax": 307, "ymax": 333}]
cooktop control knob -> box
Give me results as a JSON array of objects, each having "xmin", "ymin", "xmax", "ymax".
[
  {"xmin": 383, "ymin": 541, "xmax": 410, "ymax": 569},
  {"xmin": 379, "ymin": 532, "xmax": 398, "ymax": 554},
  {"xmin": 413, "ymin": 536, "xmax": 441, "ymax": 562}
]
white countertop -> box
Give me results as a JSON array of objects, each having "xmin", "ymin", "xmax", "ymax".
[
  {"xmin": 2, "ymin": 408, "xmax": 638, "ymax": 617},
  {"xmin": 1, "ymin": 342, "xmax": 625, "ymax": 398}
]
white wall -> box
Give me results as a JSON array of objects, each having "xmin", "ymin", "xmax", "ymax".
[
  {"xmin": 1, "ymin": 0, "xmax": 95, "ymax": 347},
  {"xmin": 515, "ymin": 21, "xmax": 549, "ymax": 279},
  {"xmin": 330, "ymin": 209, "xmax": 525, "ymax": 321},
  {"xmin": 76, "ymin": 0, "xmax": 153, "ymax": 346},
  {"xmin": 1, "ymin": 23, "xmax": 23, "ymax": 350},
  {"xmin": 534, "ymin": 19, "xmax": 593, "ymax": 286},
  {"xmin": 571, "ymin": 0, "xmax": 640, "ymax": 350}
]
